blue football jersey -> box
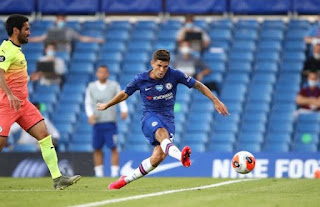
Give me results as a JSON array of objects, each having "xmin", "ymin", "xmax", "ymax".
[{"xmin": 125, "ymin": 67, "xmax": 196, "ymax": 123}]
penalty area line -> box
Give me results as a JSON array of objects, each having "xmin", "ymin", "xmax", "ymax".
[{"xmin": 70, "ymin": 179, "xmax": 257, "ymax": 207}]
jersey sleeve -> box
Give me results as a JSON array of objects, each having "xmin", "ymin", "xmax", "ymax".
[
  {"xmin": 124, "ymin": 75, "xmax": 140, "ymax": 96},
  {"xmin": 173, "ymin": 69, "xmax": 196, "ymax": 88},
  {"xmin": 0, "ymin": 49, "xmax": 14, "ymax": 72}
]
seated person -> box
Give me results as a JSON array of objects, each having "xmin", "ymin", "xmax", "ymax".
[
  {"xmin": 303, "ymin": 39, "xmax": 320, "ymax": 76},
  {"xmin": 304, "ymin": 15, "xmax": 320, "ymax": 44},
  {"xmin": 176, "ymin": 15, "xmax": 210, "ymax": 52},
  {"xmin": 9, "ymin": 102, "xmax": 60, "ymax": 151},
  {"xmin": 171, "ymin": 42, "xmax": 217, "ymax": 92},
  {"xmin": 29, "ymin": 15, "xmax": 104, "ymax": 52},
  {"xmin": 30, "ymin": 42, "xmax": 66, "ymax": 86},
  {"xmin": 296, "ymin": 71, "xmax": 320, "ymax": 114}
]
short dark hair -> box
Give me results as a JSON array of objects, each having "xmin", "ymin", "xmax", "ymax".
[
  {"xmin": 6, "ymin": 14, "xmax": 29, "ymax": 36},
  {"xmin": 152, "ymin": 49, "xmax": 170, "ymax": 62},
  {"xmin": 45, "ymin": 42, "xmax": 57, "ymax": 49}
]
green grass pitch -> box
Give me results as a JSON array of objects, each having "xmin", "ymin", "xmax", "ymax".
[{"xmin": 0, "ymin": 177, "xmax": 319, "ymax": 207}]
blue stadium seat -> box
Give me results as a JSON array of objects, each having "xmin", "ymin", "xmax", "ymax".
[
  {"xmin": 52, "ymin": 113, "xmax": 77, "ymax": 124},
  {"xmin": 107, "ymin": 21, "xmax": 131, "ymax": 30},
  {"xmin": 254, "ymin": 62, "xmax": 278, "ymax": 73},
  {"xmin": 183, "ymin": 133, "xmax": 208, "ymax": 143},
  {"xmin": 14, "ymin": 144, "xmax": 38, "ymax": 152},
  {"xmin": 122, "ymin": 63, "xmax": 147, "ymax": 74},
  {"xmin": 184, "ymin": 143, "xmax": 206, "ymax": 152},
  {"xmin": 238, "ymin": 132, "xmax": 264, "ymax": 143},
  {"xmin": 286, "ymin": 29, "xmax": 308, "ymax": 40},
  {"xmin": 158, "ymin": 29, "xmax": 178, "ymax": 41},
  {"xmin": 229, "ymin": 51, "xmax": 253, "ymax": 62},
  {"xmin": 82, "ymin": 20, "xmax": 106, "ymax": 31},
  {"xmin": 264, "ymin": 143, "xmax": 289, "ymax": 152},
  {"xmin": 123, "ymin": 52, "xmax": 149, "ymax": 63},
  {"xmin": 260, "ymin": 29, "xmax": 283, "ymax": 41},
  {"xmin": 132, "ymin": 29, "xmax": 155, "ymax": 41},
  {"xmin": 282, "ymin": 52, "xmax": 305, "ymax": 62},
  {"xmin": 242, "ymin": 112, "xmax": 267, "ymax": 123},
  {"xmin": 68, "ymin": 143, "xmax": 93, "ymax": 152},
  {"xmin": 99, "ymin": 52, "xmax": 122, "ymax": 62},
  {"xmin": 228, "ymin": 62, "xmax": 252, "ymax": 73},
  {"xmin": 292, "ymin": 144, "xmax": 318, "ymax": 152},
  {"xmin": 224, "ymin": 73, "xmax": 249, "ymax": 84},
  {"xmin": 208, "ymin": 143, "xmax": 233, "ymax": 152},
  {"xmin": 261, "ymin": 20, "xmax": 285, "ymax": 30},
  {"xmin": 75, "ymin": 42, "xmax": 100, "ymax": 52},
  {"xmin": 256, "ymin": 51, "xmax": 279, "ymax": 62},
  {"xmin": 235, "ymin": 20, "xmax": 259, "ymax": 30},
  {"xmin": 294, "ymin": 133, "xmax": 319, "ymax": 145},
  {"xmin": 105, "ymin": 30, "xmax": 129, "ymax": 41},
  {"xmin": 127, "ymin": 41, "xmax": 152, "ymax": 52},
  {"xmin": 203, "ymin": 52, "xmax": 227, "ymax": 62},
  {"xmin": 296, "ymin": 123, "xmax": 320, "ymax": 133},
  {"xmin": 284, "ymin": 41, "xmax": 306, "ymax": 51},
  {"xmin": 235, "ymin": 143, "xmax": 261, "ymax": 153},
  {"xmin": 233, "ymin": 29, "xmax": 258, "ymax": 41},
  {"xmin": 72, "ymin": 51, "xmax": 97, "ymax": 62},
  {"xmin": 240, "ymin": 122, "xmax": 266, "ymax": 133},
  {"xmin": 135, "ymin": 21, "xmax": 158, "ymax": 30},
  {"xmin": 101, "ymin": 41, "xmax": 126, "ymax": 52},
  {"xmin": 268, "ymin": 121, "xmax": 293, "ymax": 133},
  {"xmin": 210, "ymin": 132, "xmax": 236, "ymax": 144},
  {"xmin": 211, "ymin": 19, "xmax": 233, "ymax": 29},
  {"xmin": 258, "ymin": 41, "xmax": 281, "ymax": 52},
  {"xmin": 232, "ymin": 41, "xmax": 256, "ymax": 52},
  {"xmin": 266, "ymin": 133, "xmax": 291, "ymax": 144},
  {"xmin": 252, "ymin": 73, "xmax": 276, "ymax": 84},
  {"xmin": 209, "ymin": 29, "xmax": 231, "ymax": 41},
  {"xmin": 297, "ymin": 113, "xmax": 320, "ymax": 122}
]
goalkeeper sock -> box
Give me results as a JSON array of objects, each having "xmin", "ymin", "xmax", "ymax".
[
  {"xmin": 39, "ymin": 135, "xmax": 62, "ymax": 179},
  {"xmin": 160, "ymin": 138, "xmax": 181, "ymax": 161},
  {"xmin": 125, "ymin": 157, "xmax": 155, "ymax": 183}
]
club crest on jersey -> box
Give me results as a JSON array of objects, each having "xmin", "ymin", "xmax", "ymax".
[
  {"xmin": 166, "ymin": 83, "xmax": 172, "ymax": 90},
  {"xmin": 156, "ymin": 85, "xmax": 163, "ymax": 91}
]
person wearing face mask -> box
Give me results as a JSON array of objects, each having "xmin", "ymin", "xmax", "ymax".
[
  {"xmin": 303, "ymin": 40, "xmax": 320, "ymax": 76},
  {"xmin": 176, "ymin": 15, "xmax": 210, "ymax": 53},
  {"xmin": 29, "ymin": 15, "xmax": 104, "ymax": 52},
  {"xmin": 30, "ymin": 42, "xmax": 66, "ymax": 86},
  {"xmin": 296, "ymin": 71, "xmax": 320, "ymax": 114},
  {"xmin": 171, "ymin": 42, "xmax": 218, "ymax": 92}
]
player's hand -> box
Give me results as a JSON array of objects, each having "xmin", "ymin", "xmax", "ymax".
[
  {"xmin": 213, "ymin": 99, "xmax": 230, "ymax": 117},
  {"xmin": 88, "ymin": 115, "xmax": 97, "ymax": 125},
  {"xmin": 8, "ymin": 94, "xmax": 22, "ymax": 111},
  {"xmin": 96, "ymin": 103, "xmax": 108, "ymax": 111},
  {"xmin": 120, "ymin": 112, "xmax": 128, "ymax": 120}
]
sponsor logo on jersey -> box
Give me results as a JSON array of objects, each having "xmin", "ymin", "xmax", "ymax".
[
  {"xmin": 166, "ymin": 83, "xmax": 172, "ymax": 90},
  {"xmin": 149, "ymin": 92, "xmax": 173, "ymax": 100},
  {"xmin": 156, "ymin": 84, "xmax": 163, "ymax": 91},
  {"xmin": 0, "ymin": 56, "xmax": 5, "ymax": 62}
]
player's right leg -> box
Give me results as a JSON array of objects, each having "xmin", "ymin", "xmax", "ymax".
[
  {"xmin": 108, "ymin": 145, "xmax": 165, "ymax": 190},
  {"xmin": 93, "ymin": 123, "xmax": 105, "ymax": 177},
  {"xmin": 156, "ymin": 128, "xmax": 191, "ymax": 167},
  {"xmin": 0, "ymin": 104, "xmax": 20, "ymax": 152}
]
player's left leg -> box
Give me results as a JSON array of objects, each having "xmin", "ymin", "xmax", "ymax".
[
  {"xmin": 108, "ymin": 145, "xmax": 165, "ymax": 190},
  {"xmin": 18, "ymin": 101, "xmax": 80, "ymax": 189},
  {"xmin": 110, "ymin": 147, "xmax": 119, "ymax": 177},
  {"xmin": 105, "ymin": 123, "xmax": 119, "ymax": 177}
]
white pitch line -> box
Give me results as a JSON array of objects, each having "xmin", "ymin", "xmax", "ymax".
[{"xmin": 70, "ymin": 179, "xmax": 257, "ymax": 207}]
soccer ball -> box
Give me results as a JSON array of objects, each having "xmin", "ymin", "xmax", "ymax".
[{"xmin": 231, "ymin": 151, "xmax": 256, "ymax": 174}]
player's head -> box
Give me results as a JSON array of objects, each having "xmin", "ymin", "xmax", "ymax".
[
  {"xmin": 6, "ymin": 14, "xmax": 30, "ymax": 44},
  {"xmin": 44, "ymin": 42, "xmax": 57, "ymax": 57},
  {"xmin": 96, "ymin": 65, "xmax": 109, "ymax": 82},
  {"xmin": 151, "ymin": 49, "xmax": 170, "ymax": 80},
  {"xmin": 307, "ymin": 70, "xmax": 319, "ymax": 88}
]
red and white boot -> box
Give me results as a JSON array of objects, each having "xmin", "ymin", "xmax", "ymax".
[
  {"xmin": 181, "ymin": 146, "xmax": 191, "ymax": 167},
  {"xmin": 108, "ymin": 176, "xmax": 127, "ymax": 190}
]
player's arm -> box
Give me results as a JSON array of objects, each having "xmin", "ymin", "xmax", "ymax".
[
  {"xmin": 193, "ymin": 80, "xmax": 229, "ymax": 116},
  {"xmin": 0, "ymin": 69, "xmax": 21, "ymax": 111},
  {"xmin": 97, "ymin": 90, "xmax": 129, "ymax": 111}
]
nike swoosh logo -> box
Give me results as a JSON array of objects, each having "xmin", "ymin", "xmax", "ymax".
[
  {"xmin": 120, "ymin": 160, "xmax": 183, "ymax": 176},
  {"xmin": 145, "ymin": 87, "xmax": 152, "ymax": 91}
]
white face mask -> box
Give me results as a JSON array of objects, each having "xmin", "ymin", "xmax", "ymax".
[
  {"xmin": 179, "ymin": 46, "xmax": 191, "ymax": 55},
  {"xmin": 314, "ymin": 53, "xmax": 320, "ymax": 60},
  {"xmin": 46, "ymin": 49, "xmax": 55, "ymax": 57},
  {"xmin": 308, "ymin": 80, "xmax": 319, "ymax": 87},
  {"xmin": 185, "ymin": 23, "xmax": 194, "ymax": 29},
  {"xmin": 57, "ymin": 21, "xmax": 65, "ymax": 28}
]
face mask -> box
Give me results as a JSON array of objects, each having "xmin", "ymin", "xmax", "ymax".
[
  {"xmin": 57, "ymin": 21, "xmax": 65, "ymax": 28},
  {"xmin": 185, "ymin": 23, "xmax": 193, "ymax": 29},
  {"xmin": 179, "ymin": 46, "xmax": 191, "ymax": 55},
  {"xmin": 314, "ymin": 53, "xmax": 320, "ymax": 60},
  {"xmin": 308, "ymin": 80, "xmax": 318, "ymax": 87},
  {"xmin": 47, "ymin": 49, "xmax": 55, "ymax": 57}
]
